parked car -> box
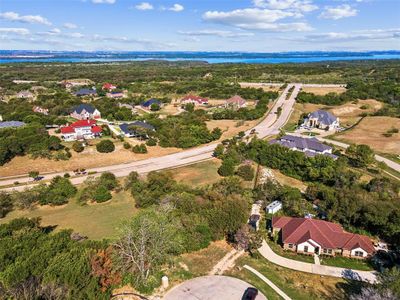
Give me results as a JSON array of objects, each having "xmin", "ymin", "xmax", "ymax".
[
  {"xmin": 242, "ymin": 287, "xmax": 258, "ymax": 300},
  {"xmin": 33, "ymin": 176, "xmax": 44, "ymax": 181}
]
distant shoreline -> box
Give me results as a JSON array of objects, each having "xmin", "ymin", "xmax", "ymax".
[{"xmin": 0, "ymin": 50, "xmax": 399, "ymax": 64}]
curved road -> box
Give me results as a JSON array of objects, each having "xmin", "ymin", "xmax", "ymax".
[{"xmin": 0, "ymin": 84, "xmax": 301, "ymax": 191}]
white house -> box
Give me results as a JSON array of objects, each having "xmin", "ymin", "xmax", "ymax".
[
  {"xmin": 60, "ymin": 120, "xmax": 102, "ymax": 141},
  {"xmin": 303, "ymin": 110, "xmax": 340, "ymax": 131},
  {"xmin": 266, "ymin": 201, "xmax": 282, "ymax": 214}
]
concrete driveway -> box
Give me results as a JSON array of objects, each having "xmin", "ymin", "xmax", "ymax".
[{"xmin": 163, "ymin": 275, "xmax": 267, "ymax": 300}]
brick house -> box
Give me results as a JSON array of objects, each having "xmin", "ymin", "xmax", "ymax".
[{"xmin": 272, "ymin": 216, "xmax": 375, "ymax": 259}]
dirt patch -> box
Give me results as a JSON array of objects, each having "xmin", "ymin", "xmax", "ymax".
[
  {"xmin": 334, "ymin": 116, "xmax": 400, "ymax": 155},
  {"xmin": 301, "ymin": 86, "xmax": 347, "ymax": 95}
]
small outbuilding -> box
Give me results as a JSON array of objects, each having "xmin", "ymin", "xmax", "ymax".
[{"xmin": 266, "ymin": 201, "xmax": 282, "ymax": 215}]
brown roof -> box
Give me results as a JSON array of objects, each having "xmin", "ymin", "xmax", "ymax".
[
  {"xmin": 272, "ymin": 216, "xmax": 375, "ymax": 254},
  {"xmin": 226, "ymin": 95, "xmax": 246, "ymax": 106}
]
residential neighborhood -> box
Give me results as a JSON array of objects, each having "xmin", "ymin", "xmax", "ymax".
[{"xmin": 60, "ymin": 119, "xmax": 102, "ymax": 141}]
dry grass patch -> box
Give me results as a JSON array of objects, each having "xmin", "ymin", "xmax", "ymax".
[
  {"xmin": 178, "ymin": 240, "xmax": 233, "ymax": 276},
  {"xmin": 207, "ymin": 119, "xmax": 259, "ymax": 140},
  {"xmin": 271, "ymin": 169, "xmax": 308, "ymax": 192},
  {"xmin": 301, "ymin": 86, "xmax": 346, "ymax": 95},
  {"xmin": 171, "ymin": 159, "xmax": 222, "ymax": 187},
  {"xmin": 0, "ymin": 141, "xmax": 181, "ymax": 177},
  {"xmin": 239, "ymin": 82, "xmax": 281, "ymax": 92},
  {"xmin": 0, "ymin": 190, "xmax": 137, "ymax": 240},
  {"xmin": 334, "ymin": 116, "xmax": 400, "ymax": 155}
]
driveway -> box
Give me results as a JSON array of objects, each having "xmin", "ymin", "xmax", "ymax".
[
  {"xmin": 258, "ymin": 240, "xmax": 377, "ymax": 283},
  {"xmin": 163, "ymin": 275, "xmax": 267, "ymax": 300}
]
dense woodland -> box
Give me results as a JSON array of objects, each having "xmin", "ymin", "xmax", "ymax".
[{"xmin": 214, "ymin": 137, "xmax": 400, "ymax": 247}]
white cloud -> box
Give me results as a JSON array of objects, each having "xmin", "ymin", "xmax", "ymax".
[
  {"xmin": 0, "ymin": 27, "xmax": 30, "ymax": 35},
  {"xmin": 92, "ymin": 0, "xmax": 116, "ymax": 3},
  {"xmin": 0, "ymin": 11, "xmax": 51, "ymax": 26},
  {"xmin": 203, "ymin": 8, "xmax": 312, "ymax": 32},
  {"xmin": 179, "ymin": 29, "xmax": 254, "ymax": 38},
  {"xmin": 135, "ymin": 2, "xmax": 154, "ymax": 10},
  {"xmin": 253, "ymin": 0, "xmax": 318, "ymax": 13},
  {"xmin": 319, "ymin": 4, "xmax": 358, "ymax": 20},
  {"xmin": 63, "ymin": 23, "xmax": 78, "ymax": 29},
  {"xmin": 169, "ymin": 4, "xmax": 184, "ymax": 12}
]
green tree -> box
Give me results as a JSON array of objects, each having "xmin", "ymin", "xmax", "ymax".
[
  {"xmin": 72, "ymin": 141, "xmax": 84, "ymax": 153},
  {"xmin": 29, "ymin": 171, "xmax": 39, "ymax": 179},
  {"xmin": 236, "ymin": 165, "xmax": 255, "ymax": 181},
  {"xmin": 346, "ymin": 144, "xmax": 375, "ymax": 167},
  {"xmin": 96, "ymin": 140, "xmax": 115, "ymax": 153},
  {"xmin": 93, "ymin": 186, "xmax": 112, "ymax": 203},
  {"xmin": 218, "ymin": 159, "xmax": 236, "ymax": 176},
  {"xmin": 0, "ymin": 193, "xmax": 13, "ymax": 218},
  {"xmin": 213, "ymin": 144, "xmax": 225, "ymax": 158}
]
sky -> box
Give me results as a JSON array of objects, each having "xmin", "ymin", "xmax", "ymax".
[{"xmin": 0, "ymin": 0, "xmax": 399, "ymax": 52}]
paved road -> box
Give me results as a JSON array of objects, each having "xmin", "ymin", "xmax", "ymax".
[
  {"xmin": 258, "ymin": 240, "xmax": 377, "ymax": 283},
  {"xmin": 0, "ymin": 84, "xmax": 301, "ymax": 191},
  {"xmin": 163, "ymin": 275, "xmax": 267, "ymax": 300}
]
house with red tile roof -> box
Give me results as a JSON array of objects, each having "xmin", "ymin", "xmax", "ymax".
[
  {"xmin": 60, "ymin": 119, "xmax": 102, "ymax": 141},
  {"xmin": 102, "ymin": 83, "xmax": 117, "ymax": 91},
  {"xmin": 180, "ymin": 94, "xmax": 209, "ymax": 106},
  {"xmin": 272, "ymin": 216, "xmax": 375, "ymax": 259},
  {"xmin": 225, "ymin": 95, "xmax": 247, "ymax": 110}
]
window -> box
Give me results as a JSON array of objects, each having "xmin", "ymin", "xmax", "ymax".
[
  {"xmin": 304, "ymin": 246, "xmax": 309, "ymax": 253},
  {"xmin": 323, "ymin": 249, "xmax": 333, "ymax": 255},
  {"xmin": 354, "ymin": 251, "xmax": 364, "ymax": 257},
  {"xmin": 288, "ymin": 243, "xmax": 294, "ymax": 249}
]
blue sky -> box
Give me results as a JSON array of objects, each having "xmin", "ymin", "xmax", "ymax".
[{"xmin": 0, "ymin": 0, "xmax": 399, "ymax": 51}]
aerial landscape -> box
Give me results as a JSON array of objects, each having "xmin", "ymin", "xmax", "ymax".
[{"xmin": 0, "ymin": 0, "xmax": 399, "ymax": 299}]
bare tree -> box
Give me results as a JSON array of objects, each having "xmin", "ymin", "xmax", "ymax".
[{"xmin": 113, "ymin": 207, "xmax": 182, "ymax": 285}]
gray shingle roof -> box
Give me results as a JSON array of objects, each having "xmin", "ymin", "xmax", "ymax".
[
  {"xmin": 119, "ymin": 121, "xmax": 155, "ymax": 134},
  {"xmin": 309, "ymin": 110, "xmax": 337, "ymax": 126},
  {"xmin": 72, "ymin": 104, "xmax": 96, "ymax": 114},
  {"xmin": 270, "ymin": 135, "xmax": 332, "ymax": 153},
  {"xmin": 0, "ymin": 121, "xmax": 26, "ymax": 128}
]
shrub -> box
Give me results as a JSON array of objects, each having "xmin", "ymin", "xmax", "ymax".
[
  {"xmin": 96, "ymin": 140, "xmax": 115, "ymax": 153},
  {"xmin": 123, "ymin": 142, "xmax": 131, "ymax": 149},
  {"xmin": 0, "ymin": 193, "xmax": 13, "ymax": 218},
  {"xmin": 132, "ymin": 144, "xmax": 148, "ymax": 154},
  {"xmin": 93, "ymin": 186, "xmax": 112, "ymax": 203},
  {"xmin": 72, "ymin": 141, "xmax": 84, "ymax": 153},
  {"xmin": 146, "ymin": 138, "xmax": 157, "ymax": 146},
  {"xmin": 213, "ymin": 144, "xmax": 225, "ymax": 158},
  {"xmin": 150, "ymin": 103, "xmax": 160, "ymax": 111},
  {"xmin": 236, "ymin": 165, "xmax": 255, "ymax": 181},
  {"xmin": 218, "ymin": 159, "xmax": 236, "ymax": 176}
]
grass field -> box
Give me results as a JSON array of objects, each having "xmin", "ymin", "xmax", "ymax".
[
  {"xmin": 0, "ymin": 190, "xmax": 137, "ymax": 240},
  {"xmin": 228, "ymin": 254, "xmax": 348, "ymax": 300},
  {"xmin": 333, "ymin": 116, "xmax": 400, "ymax": 155},
  {"xmin": 301, "ymin": 86, "xmax": 346, "ymax": 95},
  {"xmin": 171, "ymin": 159, "xmax": 222, "ymax": 187},
  {"xmin": 206, "ymin": 119, "xmax": 259, "ymax": 140}
]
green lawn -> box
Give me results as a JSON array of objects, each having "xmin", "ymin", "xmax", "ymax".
[
  {"xmin": 171, "ymin": 159, "xmax": 222, "ymax": 187},
  {"xmin": 320, "ymin": 255, "xmax": 374, "ymax": 271},
  {"xmin": 0, "ymin": 190, "xmax": 138, "ymax": 240},
  {"xmin": 228, "ymin": 255, "xmax": 348, "ymax": 300}
]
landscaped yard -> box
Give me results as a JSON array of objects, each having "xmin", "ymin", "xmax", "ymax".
[
  {"xmin": 228, "ymin": 254, "xmax": 349, "ymax": 300},
  {"xmin": 0, "ymin": 190, "xmax": 138, "ymax": 240},
  {"xmin": 320, "ymin": 255, "xmax": 374, "ymax": 271}
]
